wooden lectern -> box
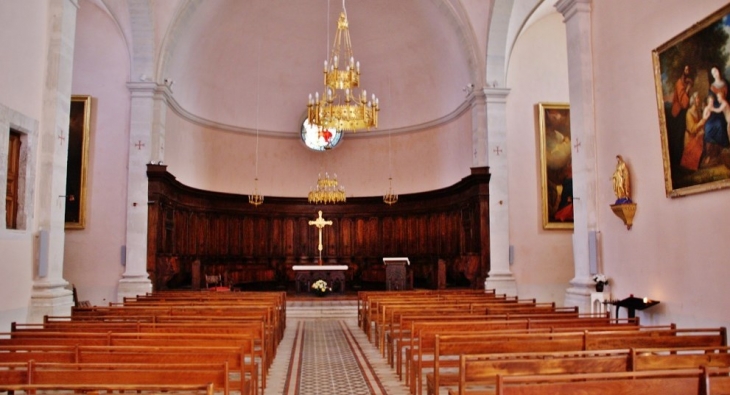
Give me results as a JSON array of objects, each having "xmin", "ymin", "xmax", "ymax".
[{"xmin": 383, "ymin": 257, "xmax": 411, "ymax": 291}]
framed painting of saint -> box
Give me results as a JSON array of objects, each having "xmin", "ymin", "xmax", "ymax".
[
  {"xmin": 65, "ymin": 95, "xmax": 91, "ymax": 229},
  {"xmin": 536, "ymin": 102, "xmax": 573, "ymax": 230}
]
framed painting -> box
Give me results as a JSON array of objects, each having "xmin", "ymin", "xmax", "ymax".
[
  {"xmin": 652, "ymin": 3, "xmax": 730, "ymax": 197},
  {"xmin": 65, "ymin": 95, "xmax": 91, "ymax": 229},
  {"xmin": 536, "ymin": 103, "xmax": 573, "ymax": 230}
]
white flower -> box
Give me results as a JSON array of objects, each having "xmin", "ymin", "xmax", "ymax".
[
  {"xmin": 592, "ymin": 274, "xmax": 608, "ymax": 284},
  {"xmin": 312, "ymin": 279, "xmax": 330, "ymax": 292}
]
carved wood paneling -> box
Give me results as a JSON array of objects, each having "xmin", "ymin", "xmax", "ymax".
[{"xmin": 147, "ymin": 165, "xmax": 491, "ymax": 290}]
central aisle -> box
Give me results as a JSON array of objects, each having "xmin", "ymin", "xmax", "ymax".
[{"xmin": 265, "ymin": 300, "xmax": 410, "ymax": 395}]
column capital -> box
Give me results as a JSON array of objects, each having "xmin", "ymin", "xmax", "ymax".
[
  {"xmin": 555, "ymin": 0, "xmax": 591, "ymax": 21},
  {"xmin": 484, "ymin": 87, "xmax": 511, "ymax": 102}
]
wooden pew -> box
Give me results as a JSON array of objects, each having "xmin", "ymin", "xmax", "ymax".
[
  {"xmin": 400, "ymin": 315, "xmax": 624, "ymax": 385},
  {"xmin": 449, "ymin": 346, "xmax": 730, "ymax": 395},
  {"xmin": 358, "ymin": 290, "xmax": 496, "ymax": 332},
  {"xmin": 0, "ymin": 344, "xmax": 259, "ymax": 395},
  {"xmin": 0, "ymin": 383, "xmax": 215, "ymax": 395},
  {"xmin": 415, "ymin": 326, "xmax": 726, "ymax": 395},
  {"xmin": 494, "ymin": 369, "xmax": 707, "ymax": 395},
  {"xmin": 0, "ymin": 330, "xmax": 268, "ymax": 391},
  {"xmin": 0, "ymin": 360, "xmax": 240, "ymax": 395},
  {"xmin": 360, "ymin": 290, "xmax": 503, "ymax": 339},
  {"xmin": 392, "ymin": 314, "xmax": 627, "ymax": 372}
]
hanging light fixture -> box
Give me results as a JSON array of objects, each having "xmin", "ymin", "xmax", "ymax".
[
  {"xmin": 249, "ymin": 42, "xmax": 264, "ymax": 207},
  {"xmin": 308, "ymin": 171, "xmax": 346, "ymax": 204},
  {"xmin": 307, "ymin": 0, "xmax": 379, "ymax": 132},
  {"xmin": 383, "ymin": 132, "xmax": 398, "ymax": 205}
]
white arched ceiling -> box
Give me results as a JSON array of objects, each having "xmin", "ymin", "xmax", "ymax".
[{"xmin": 153, "ymin": 0, "xmax": 482, "ymax": 137}]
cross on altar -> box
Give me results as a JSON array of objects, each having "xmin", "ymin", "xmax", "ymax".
[{"xmin": 308, "ymin": 210, "xmax": 332, "ymax": 265}]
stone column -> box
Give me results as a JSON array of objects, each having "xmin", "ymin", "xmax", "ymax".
[
  {"xmin": 556, "ymin": 0, "xmax": 598, "ymax": 312},
  {"xmin": 28, "ymin": 0, "xmax": 79, "ymax": 322},
  {"xmin": 483, "ymin": 88, "xmax": 517, "ymax": 296},
  {"xmin": 118, "ymin": 83, "xmax": 169, "ymax": 301}
]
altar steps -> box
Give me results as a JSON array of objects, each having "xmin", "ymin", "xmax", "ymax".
[{"xmin": 286, "ymin": 299, "xmax": 358, "ymax": 319}]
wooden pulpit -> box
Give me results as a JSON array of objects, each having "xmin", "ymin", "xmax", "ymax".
[{"xmin": 383, "ymin": 257, "xmax": 411, "ymax": 291}]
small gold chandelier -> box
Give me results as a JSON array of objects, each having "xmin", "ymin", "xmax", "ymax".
[
  {"xmin": 249, "ymin": 45, "xmax": 264, "ymax": 207},
  {"xmin": 308, "ymin": 172, "xmax": 346, "ymax": 204},
  {"xmin": 249, "ymin": 178, "xmax": 264, "ymax": 206},
  {"xmin": 383, "ymin": 130, "xmax": 397, "ymax": 205},
  {"xmin": 307, "ymin": 2, "xmax": 379, "ymax": 132},
  {"xmin": 383, "ymin": 177, "xmax": 398, "ymax": 205}
]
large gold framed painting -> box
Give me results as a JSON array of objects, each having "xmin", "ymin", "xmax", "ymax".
[
  {"xmin": 653, "ymin": 3, "xmax": 730, "ymax": 197},
  {"xmin": 536, "ymin": 103, "xmax": 573, "ymax": 230},
  {"xmin": 65, "ymin": 95, "xmax": 91, "ymax": 229}
]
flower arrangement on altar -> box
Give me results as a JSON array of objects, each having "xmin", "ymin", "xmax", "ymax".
[{"xmin": 311, "ymin": 279, "xmax": 331, "ymax": 294}]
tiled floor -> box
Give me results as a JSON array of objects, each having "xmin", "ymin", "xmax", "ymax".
[{"xmin": 265, "ymin": 299, "xmax": 410, "ymax": 395}]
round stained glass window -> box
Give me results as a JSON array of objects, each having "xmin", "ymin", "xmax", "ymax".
[{"xmin": 301, "ymin": 119, "xmax": 343, "ymax": 151}]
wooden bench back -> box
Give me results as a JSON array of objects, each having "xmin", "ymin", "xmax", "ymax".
[{"xmin": 495, "ymin": 369, "xmax": 706, "ymax": 395}]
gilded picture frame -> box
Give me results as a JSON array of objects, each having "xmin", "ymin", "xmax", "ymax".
[
  {"xmin": 536, "ymin": 103, "xmax": 573, "ymax": 230},
  {"xmin": 65, "ymin": 95, "xmax": 91, "ymax": 229},
  {"xmin": 652, "ymin": 3, "xmax": 730, "ymax": 197}
]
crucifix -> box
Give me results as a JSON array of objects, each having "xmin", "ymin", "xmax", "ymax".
[{"xmin": 308, "ymin": 210, "xmax": 332, "ymax": 265}]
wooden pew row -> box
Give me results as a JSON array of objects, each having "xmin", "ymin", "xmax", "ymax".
[
  {"xmin": 358, "ymin": 290, "xmax": 497, "ymax": 328},
  {"xmin": 365, "ymin": 293, "xmax": 517, "ymax": 334},
  {"xmin": 398, "ymin": 314, "xmax": 623, "ymax": 382},
  {"xmin": 14, "ymin": 320, "xmax": 271, "ymax": 356},
  {"xmin": 74, "ymin": 303, "xmax": 283, "ymax": 343},
  {"xmin": 392, "ymin": 315, "xmax": 634, "ymax": 374},
  {"xmin": 70, "ymin": 304, "xmax": 281, "ymax": 350},
  {"xmin": 0, "ymin": 344, "xmax": 258, "ymax": 395},
  {"xmin": 0, "ymin": 361, "xmax": 240, "ymax": 395},
  {"xmin": 360, "ymin": 290, "xmax": 502, "ymax": 336},
  {"xmin": 120, "ymin": 292, "xmax": 286, "ymax": 336},
  {"xmin": 11, "ymin": 320, "xmax": 272, "ymax": 376},
  {"xmin": 376, "ymin": 299, "xmax": 544, "ymax": 351},
  {"xmin": 369, "ymin": 297, "xmax": 552, "ymax": 345},
  {"xmin": 0, "ymin": 330, "xmax": 269, "ymax": 391},
  {"xmin": 448, "ymin": 346, "xmax": 730, "ymax": 395},
  {"xmin": 414, "ymin": 326, "xmax": 727, "ymax": 395}
]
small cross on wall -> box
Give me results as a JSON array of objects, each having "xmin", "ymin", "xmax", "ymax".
[
  {"xmin": 135, "ymin": 140, "xmax": 145, "ymax": 150},
  {"xmin": 493, "ymin": 146, "xmax": 503, "ymax": 156}
]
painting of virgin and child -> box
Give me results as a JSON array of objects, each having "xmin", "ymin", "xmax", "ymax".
[{"xmin": 654, "ymin": 3, "xmax": 730, "ymax": 197}]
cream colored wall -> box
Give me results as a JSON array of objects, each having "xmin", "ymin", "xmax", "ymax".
[
  {"xmin": 0, "ymin": 1, "xmax": 49, "ymax": 331},
  {"xmin": 63, "ymin": 0, "xmax": 130, "ymax": 306},
  {"xmin": 164, "ymin": 111, "xmax": 474, "ymax": 198},
  {"xmin": 592, "ymin": 0, "xmax": 730, "ymax": 328},
  {"xmin": 506, "ymin": 12, "xmax": 574, "ymax": 304}
]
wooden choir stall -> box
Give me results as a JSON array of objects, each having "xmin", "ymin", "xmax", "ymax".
[{"xmin": 146, "ymin": 164, "xmax": 491, "ymax": 293}]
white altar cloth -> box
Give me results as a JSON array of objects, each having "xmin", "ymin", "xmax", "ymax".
[{"xmin": 293, "ymin": 265, "xmax": 348, "ymax": 271}]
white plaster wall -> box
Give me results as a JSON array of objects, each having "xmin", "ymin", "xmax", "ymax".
[
  {"xmin": 506, "ymin": 12, "xmax": 574, "ymax": 303},
  {"xmin": 0, "ymin": 1, "xmax": 49, "ymax": 331},
  {"xmin": 592, "ymin": 0, "xmax": 730, "ymax": 328},
  {"xmin": 164, "ymin": 110, "xmax": 474, "ymax": 198},
  {"xmin": 63, "ymin": 0, "xmax": 130, "ymax": 305}
]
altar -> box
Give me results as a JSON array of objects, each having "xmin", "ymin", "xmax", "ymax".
[{"xmin": 293, "ymin": 265, "xmax": 348, "ymax": 294}]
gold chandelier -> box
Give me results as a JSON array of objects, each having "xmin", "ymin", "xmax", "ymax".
[
  {"xmin": 308, "ymin": 172, "xmax": 346, "ymax": 204},
  {"xmin": 307, "ymin": 3, "xmax": 379, "ymax": 132}
]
